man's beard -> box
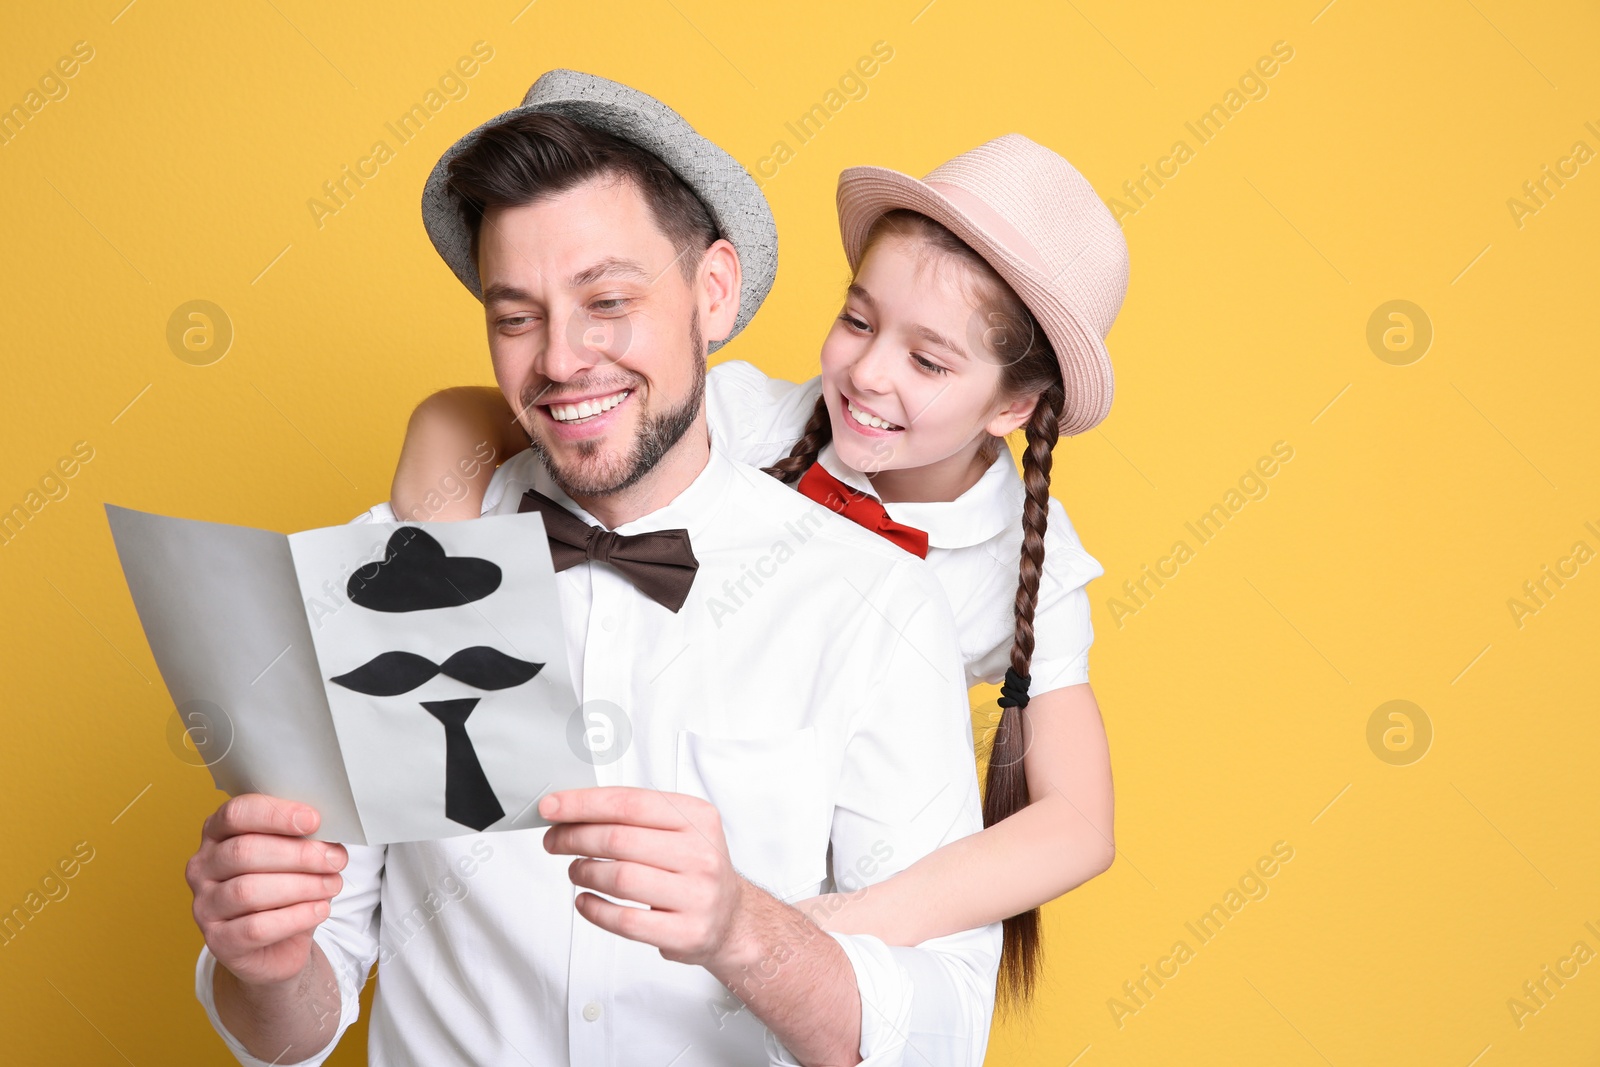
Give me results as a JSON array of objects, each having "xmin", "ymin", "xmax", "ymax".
[{"xmin": 526, "ymin": 310, "xmax": 706, "ymax": 500}]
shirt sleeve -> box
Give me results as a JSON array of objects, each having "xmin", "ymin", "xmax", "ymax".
[
  {"xmin": 1025, "ymin": 496, "xmax": 1106, "ymax": 695},
  {"xmin": 766, "ymin": 559, "xmax": 1002, "ymax": 1066},
  {"xmin": 349, "ymin": 501, "xmax": 396, "ymax": 524},
  {"xmin": 705, "ymin": 360, "xmax": 824, "ymax": 469},
  {"xmin": 348, "ymin": 470, "xmax": 509, "ymax": 525},
  {"xmin": 193, "ymin": 842, "xmax": 387, "ymax": 1066}
]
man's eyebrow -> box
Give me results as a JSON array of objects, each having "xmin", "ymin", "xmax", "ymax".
[
  {"xmin": 847, "ymin": 284, "xmax": 969, "ymax": 359},
  {"xmin": 482, "ymin": 283, "xmax": 535, "ymax": 306},
  {"xmin": 570, "ymin": 257, "xmax": 652, "ymax": 287},
  {"xmin": 482, "ymin": 259, "xmax": 654, "ymax": 306}
]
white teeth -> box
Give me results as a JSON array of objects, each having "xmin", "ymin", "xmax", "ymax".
[
  {"xmin": 549, "ymin": 390, "xmax": 630, "ymax": 423},
  {"xmin": 847, "ymin": 397, "xmax": 903, "ymax": 431}
]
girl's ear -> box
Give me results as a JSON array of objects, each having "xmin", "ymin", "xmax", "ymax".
[{"xmin": 985, "ymin": 392, "xmax": 1039, "ymax": 438}]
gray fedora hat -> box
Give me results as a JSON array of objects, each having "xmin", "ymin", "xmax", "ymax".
[{"xmin": 421, "ymin": 69, "xmax": 777, "ymax": 352}]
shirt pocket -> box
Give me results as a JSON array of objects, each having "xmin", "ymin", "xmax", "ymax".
[{"xmin": 674, "ymin": 726, "xmax": 831, "ymax": 902}]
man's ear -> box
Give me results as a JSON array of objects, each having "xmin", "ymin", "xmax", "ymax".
[
  {"xmin": 697, "ymin": 238, "xmax": 742, "ymax": 346},
  {"xmin": 985, "ymin": 391, "xmax": 1039, "ymax": 438}
]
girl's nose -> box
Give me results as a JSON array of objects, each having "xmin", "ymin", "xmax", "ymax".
[{"xmin": 848, "ymin": 340, "xmax": 895, "ymax": 396}]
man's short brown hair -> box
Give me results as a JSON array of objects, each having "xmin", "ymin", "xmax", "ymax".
[{"xmin": 446, "ymin": 111, "xmax": 719, "ymax": 283}]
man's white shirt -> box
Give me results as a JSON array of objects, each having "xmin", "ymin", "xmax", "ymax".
[{"xmin": 195, "ymin": 439, "xmax": 1001, "ymax": 1066}]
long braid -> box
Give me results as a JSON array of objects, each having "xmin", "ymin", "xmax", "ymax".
[
  {"xmin": 761, "ymin": 394, "xmax": 832, "ymax": 484},
  {"xmin": 986, "ymin": 383, "xmax": 1064, "ymax": 1013}
]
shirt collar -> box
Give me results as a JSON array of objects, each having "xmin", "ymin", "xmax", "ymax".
[
  {"xmin": 525, "ymin": 442, "xmax": 737, "ymax": 543},
  {"xmin": 815, "ymin": 441, "xmax": 1024, "ymax": 549}
]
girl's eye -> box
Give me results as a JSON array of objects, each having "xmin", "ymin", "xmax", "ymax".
[
  {"xmin": 838, "ymin": 312, "xmax": 870, "ymax": 332},
  {"xmin": 912, "ymin": 353, "xmax": 949, "ymax": 376}
]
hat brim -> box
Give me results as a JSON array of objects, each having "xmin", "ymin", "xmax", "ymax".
[
  {"xmin": 421, "ymin": 70, "xmax": 777, "ymax": 354},
  {"xmin": 835, "ymin": 166, "xmax": 1113, "ymax": 436}
]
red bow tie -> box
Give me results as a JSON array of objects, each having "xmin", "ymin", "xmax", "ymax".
[{"xmin": 796, "ymin": 463, "xmax": 930, "ymax": 559}]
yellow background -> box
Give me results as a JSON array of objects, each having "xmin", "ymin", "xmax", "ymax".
[{"xmin": 3, "ymin": 1, "xmax": 1596, "ymax": 1063}]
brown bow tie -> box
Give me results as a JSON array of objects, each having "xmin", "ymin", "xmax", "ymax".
[{"xmin": 518, "ymin": 488, "xmax": 699, "ymax": 613}]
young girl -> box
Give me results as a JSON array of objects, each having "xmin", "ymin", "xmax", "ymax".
[{"xmin": 390, "ymin": 134, "xmax": 1127, "ymax": 1011}]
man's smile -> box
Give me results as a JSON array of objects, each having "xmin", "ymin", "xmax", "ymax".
[
  {"xmin": 536, "ymin": 385, "xmax": 636, "ymax": 441},
  {"xmin": 545, "ymin": 387, "xmax": 632, "ymax": 424}
]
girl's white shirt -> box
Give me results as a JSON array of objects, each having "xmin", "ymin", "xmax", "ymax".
[{"xmin": 703, "ymin": 360, "xmax": 1106, "ymax": 697}]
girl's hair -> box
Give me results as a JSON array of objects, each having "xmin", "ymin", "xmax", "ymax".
[{"xmin": 763, "ymin": 209, "xmax": 1064, "ymax": 1012}]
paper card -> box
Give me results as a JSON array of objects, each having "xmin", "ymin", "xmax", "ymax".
[
  {"xmin": 287, "ymin": 516, "xmax": 586, "ymax": 844},
  {"xmin": 106, "ymin": 504, "xmax": 594, "ymax": 845}
]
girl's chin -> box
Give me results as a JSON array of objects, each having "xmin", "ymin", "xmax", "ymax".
[{"xmin": 830, "ymin": 436, "xmax": 913, "ymax": 476}]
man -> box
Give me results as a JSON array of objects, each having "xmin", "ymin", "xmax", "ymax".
[{"xmin": 183, "ymin": 70, "xmax": 1000, "ymax": 1066}]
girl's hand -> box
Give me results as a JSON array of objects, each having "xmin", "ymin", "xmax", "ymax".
[
  {"xmin": 390, "ymin": 386, "xmax": 528, "ymax": 521},
  {"xmin": 782, "ymin": 683, "xmax": 1116, "ymax": 948}
]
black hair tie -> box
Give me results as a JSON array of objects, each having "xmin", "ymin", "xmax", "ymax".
[{"xmin": 998, "ymin": 668, "xmax": 1032, "ymax": 710}]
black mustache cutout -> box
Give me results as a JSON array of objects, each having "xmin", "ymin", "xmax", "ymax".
[{"xmin": 330, "ymin": 646, "xmax": 544, "ymax": 697}]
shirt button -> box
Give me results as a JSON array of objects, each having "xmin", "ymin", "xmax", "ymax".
[
  {"xmin": 582, "ymin": 1002, "xmax": 602, "ymax": 1022},
  {"xmin": 601, "ymin": 615, "xmax": 617, "ymax": 632}
]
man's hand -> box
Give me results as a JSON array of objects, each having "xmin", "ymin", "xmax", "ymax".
[
  {"xmin": 185, "ymin": 794, "xmax": 348, "ymax": 987},
  {"xmin": 542, "ymin": 785, "xmax": 864, "ymax": 1064},
  {"xmin": 539, "ymin": 786, "xmax": 752, "ymax": 969}
]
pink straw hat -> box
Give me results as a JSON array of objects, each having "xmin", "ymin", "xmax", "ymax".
[{"xmin": 836, "ymin": 134, "xmax": 1129, "ymax": 436}]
